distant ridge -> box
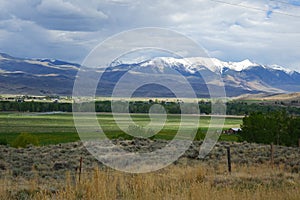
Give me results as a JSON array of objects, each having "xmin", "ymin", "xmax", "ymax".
[
  {"xmin": 235, "ymin": 92, "xmax": 300, "ymax": 101},
  {"xmin": 0, "ymin": 53, "xmax": 300, "ymax": 97}
]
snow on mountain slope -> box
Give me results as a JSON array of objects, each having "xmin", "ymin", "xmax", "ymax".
[
  {"xmin": 132, "ymin": 56, "xmax": 299, "ymax": 76},
  {"xmin": 112, "ymin": 56, "xmax": 300, "ymax": 95},
  {"xmin": 1, "ymin": 52, "xmax": 299, "ymax": 96},
  {"xmin": 0, "ymin": 53, "xmax": 11, "ymax": 61},
  {"xmin": 135, "ymin": 57, "xmax": 261, "ymax": 74},
  {"xmin": 269, "ymin": 64, "xmax": 294, "ymax": 75}
]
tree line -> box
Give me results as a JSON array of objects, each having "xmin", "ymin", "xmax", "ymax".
[
  {"xmin": 0, "ymin": 101, "xmax": 72, "ymax": 112},
  {"xmin": 241, "ymin": 111, "xmax": 300, "ymax": 147},
  {"xmin": 1, "ymin": 100, "xmax": 300, "ymax": 115}
]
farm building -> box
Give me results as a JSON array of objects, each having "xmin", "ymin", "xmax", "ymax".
[{"xmin": 223, "ymin": 128, "xmax": 242, "ymax": 135}]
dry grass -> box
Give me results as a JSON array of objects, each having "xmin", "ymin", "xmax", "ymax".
[
  {"xmin": 1, "ymin": 163, "xmax": 299, "ymax": 200},
  {"xmin": 235, "ymin": 92, "xmax": 300, "ymax": 102}
]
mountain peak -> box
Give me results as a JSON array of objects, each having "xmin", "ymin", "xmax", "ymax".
[
  {"xmin": 1, "ymin": 52, "xmax": 300, "ymax": 96},
  {"xmin": 117, "ymin": 56, "xmax": 295, "ymax": 76},
  {"xmin": 269, "ymin": 64, "xmax": 294, "ymax": 75},
  {"xmin": 229, "ymin": 59, "xmax": 258, "ymax": 71},
  {"xmin": 137, "ymin": 57, "xmax": 259, "ymax": 74},
  {"xmin": 0, "ymin": 53, "xmax": 14, "ymax": 60}
]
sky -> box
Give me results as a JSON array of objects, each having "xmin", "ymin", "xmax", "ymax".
[{"xmin": 0, "ymin": 0, "xmax": 300, "ymax": 71}]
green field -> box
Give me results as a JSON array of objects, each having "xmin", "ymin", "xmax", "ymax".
[{"xmin": 0, "ymin": 112, "xmax": 243, "ymax": 145}]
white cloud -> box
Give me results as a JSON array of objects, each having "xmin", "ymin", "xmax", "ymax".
[
  {"xmin": 0, "ymin": 0, "xmax": 299, "ymax": 71},
  {"xmin": 36, "ymin": 0, "xmax": 81, "ymax": 16}
]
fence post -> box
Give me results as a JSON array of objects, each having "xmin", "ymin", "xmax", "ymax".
[
  {"xmin": 226, "ymin": 146, "xmax": 231, "ymax": 174},
  {"xmin": 298, "ymin": 138, "xmax": 300, "ymax": 148},
  {"xmin": 79, "ymin": 157, "xmax": 83, "ymax": 183},
  {"xmin": 270, "ymin": 143, "xmax": 274, "ymax": 167}
]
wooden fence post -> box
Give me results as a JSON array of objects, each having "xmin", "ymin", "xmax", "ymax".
[
  {"xmin": 226, "ymin": 146, "xmax": 231, "ymax": 174},
  {"xmin": 79, "ymin": 157, "xmax": 83, "ymax": 183},
  {"xmin": 270, "ymin": 143, "xmax": 274, "ymax": 167},
  {"xmin": 298, "ymin": 138, "xmax": 300, "ymax": 148}
]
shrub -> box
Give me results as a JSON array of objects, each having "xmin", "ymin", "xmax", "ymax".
[
  {"xmin": 127, "ymin": 124, "xmax": 146, "ymax": 137},
  {"xmin": 127, "ymin": 125, "xmax": 156, "ymax": 138},
  {"xmin": 0, "ymin": 160, "xmax": 6, "ymax": 170},
  {"xmin": 0, "ymin": 138, "xmax": 8, "ymax": 146},
  {"xmin": 11, "ymin": 133, "xmax": 39, "ymax": 148},
  {"xmin": 194, "ymin": 129, "xmax": 205, "ymax": 141}
]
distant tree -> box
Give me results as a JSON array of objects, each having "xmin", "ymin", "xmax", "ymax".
[{"xmin": 241, "ymin": 111, "xmax": 300, "ymax": 146}]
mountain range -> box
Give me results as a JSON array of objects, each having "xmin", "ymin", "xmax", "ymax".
[{"xmin": 0, "ymin": 52, "xmax": 300, "ymax": 97}]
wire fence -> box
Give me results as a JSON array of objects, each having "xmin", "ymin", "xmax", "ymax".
[{"xmin": 1, "ymin": 142, "xmax": 299, "ymax": 188}]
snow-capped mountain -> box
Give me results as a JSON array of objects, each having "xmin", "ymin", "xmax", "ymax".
[
  {"xmin": 0, "ymin": 53, "xmax": 300, "ymax": 97},
  {"xmin": 142, "ymin": 57, "xmax": 259, "ymax": 73},
  {"xmin": 117, "ymin": 56, "xmax": 297, "ymax": 75},
  {"xmin": 108, "ymin": 56, "xmax": 300, "ymax": 96}
]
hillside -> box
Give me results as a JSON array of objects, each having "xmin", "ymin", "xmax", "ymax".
[
  {"xmin": 234, "ymin": 92, "xmax": 300, "ymax": 102},
  {"xmin": 1, "ymin": 53, "xmax": 300, "ymax": 97}
]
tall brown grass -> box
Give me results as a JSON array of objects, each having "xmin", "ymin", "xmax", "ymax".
[{"xmin": 1, "ymin": 163, "xmax": 300, "ymax": 200}]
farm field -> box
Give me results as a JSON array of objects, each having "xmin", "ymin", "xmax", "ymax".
[
  {"xmin": 1, "ymin": 112, "xmax": 300, "ymax": 200},
  {"xmin": 0, "ymin": 112, "xmax": 243, "ymax": 145}
]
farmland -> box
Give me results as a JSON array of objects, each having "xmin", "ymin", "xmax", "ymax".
[
  {"xmin": 1, "ymin": 111, "xmax": 300, "ymax": 200},
  {"xmin": 0, "ymin": 112, "xmax": 242, "ymax": 146}
]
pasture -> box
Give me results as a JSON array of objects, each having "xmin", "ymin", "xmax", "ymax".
[
  {"xmin": 2, "ymin": 112, "xmax": 300, "ymax": 200},
  {"xmin": 0, "ymin": 112, "xmax": 243, "ymax": 145}
]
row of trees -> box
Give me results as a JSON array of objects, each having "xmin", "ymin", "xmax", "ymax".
[
  {"xmin": 226, "ymin": 102, "xmax": 300, "ymax": 115},
  {"xmin": 0, "ymin": 101, "xmax": 207, "ymax": 114},
  {"xmin": 241, "ymin": 111, "xmax": 300, "ymax": 146},
  {"xmin": 0, "ymin": 101, "xmax": 72, "ymax": 112},
  {"xmin": 1, "ymin": 100, "xmax": 300, "ymax": 115},
  {"xmin": 91, "ymin": 101, "xmax": 300, "ymax": 115}
]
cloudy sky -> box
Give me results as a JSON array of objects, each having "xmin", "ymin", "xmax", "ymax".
[{"xmin": 0, "ymin": 0, "xmax": 300, "ymax": 71}]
